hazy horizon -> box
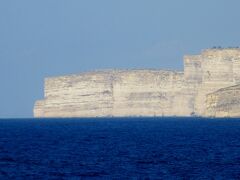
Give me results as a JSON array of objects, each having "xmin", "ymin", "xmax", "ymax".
[{"xmin": 1, "ymin": 0, "xmax": 240, "ymax": 118}]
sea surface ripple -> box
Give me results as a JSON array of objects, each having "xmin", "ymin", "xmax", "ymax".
[{"xmin": 0, "ymin": 117, "xmax": 240, "ymax": 179}]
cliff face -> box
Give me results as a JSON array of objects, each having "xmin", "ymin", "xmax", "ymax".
[
  {"xmin": 34, "ymin": 70, "xmax": 193, "ymax": 117},
  {"xmin": 206, "ymin": 84, "xmax": 240, "ymax": 117},
  {"xmin": 34, "ymin": 48, "xmax": 240, "ymax": 118}
]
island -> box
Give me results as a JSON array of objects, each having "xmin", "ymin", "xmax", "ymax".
[{"xmin": 34, "ymin": 48, "xmax": 240, "ymax": 118}]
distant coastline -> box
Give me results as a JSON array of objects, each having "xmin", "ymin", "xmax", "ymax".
[{"xmin": 34, "ymin": 48, "xmax": 240, "ymax": 118}]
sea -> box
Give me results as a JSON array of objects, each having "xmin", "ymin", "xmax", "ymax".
[{"xmin": 1, "ymin": 117, "xmax": 240, "ymax": 179}]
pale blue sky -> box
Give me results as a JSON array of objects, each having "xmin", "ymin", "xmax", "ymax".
[{"xmin": 0, "ymin": 0, "xmax": 240, "ymax": 117}]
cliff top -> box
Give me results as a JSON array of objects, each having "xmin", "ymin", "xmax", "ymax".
[
  {"xmin": 202, "ymin": 47, "xmax": 240, "ymax": 57},
  {"xmin": 45, "ymin": 69, "xmax": 183, "ymax": 81}
]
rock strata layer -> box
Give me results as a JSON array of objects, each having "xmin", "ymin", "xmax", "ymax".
[
  {"xmin": 34, "ymin": 48, "xmax": 240, "ymax": 117},
  {"xmin": 206, "ymin": 84, "xmax": 240, "ymax": 117}
]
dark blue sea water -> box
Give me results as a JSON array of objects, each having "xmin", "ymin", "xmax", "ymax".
[{"xmin": 1, "ymin": 118, "xmax": 240, "ymax": 179}]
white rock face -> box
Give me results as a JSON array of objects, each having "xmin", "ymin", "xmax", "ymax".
[
  {"xmin": 34, "ymin": 48, "xmax": 240, "ymax": 118},
  {"xmin": 206, "ymin": 84, "xmax": 240, "ymax": 117}
]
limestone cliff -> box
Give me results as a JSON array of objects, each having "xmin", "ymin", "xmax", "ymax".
[
  {"xmin": 34, "ymin": 48, "xmax": 240, "ymax": 118},
  {"xmin": 206, "ymin": 84, "xmax": 240, "ymax": 117}
]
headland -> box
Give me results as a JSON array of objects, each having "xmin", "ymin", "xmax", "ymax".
[{"xmin": 34, "ymin": 48, "xmax": 240, "ymax": 118}]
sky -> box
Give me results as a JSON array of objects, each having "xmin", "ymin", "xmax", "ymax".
[{"xmin": 0, "ymin": 0, "xmax": 240, "ymax": 118}]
